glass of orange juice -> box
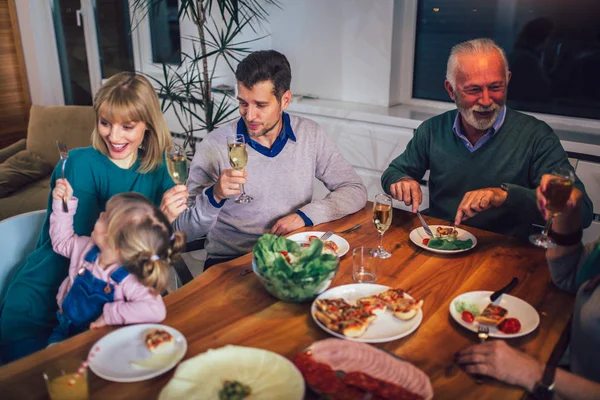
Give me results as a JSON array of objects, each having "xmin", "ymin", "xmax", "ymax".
[{"xmin": 43, "ymin": 358, "xmax": 89, "ymax": 400}]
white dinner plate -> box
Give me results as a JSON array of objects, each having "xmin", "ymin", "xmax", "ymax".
[
  {"xmin": 89, "ymin": 324, "xmax": 187, "ymax": 382},
  {"xmin": 287, "ymin": 231, "xmax": 350, "ymax": 257},
  {"xmin": 409, "ymin": 225, "xmax": 477, "ymax": 254},
  {"xmin": 311, "ymin": 284, "xmax": 423, "ymax": 343},
  {"xmin": 159, "ymin": 345, "xmax": 305, "ymax": 400},
  {"xmin": 449, "ymin": 291, "xmax": 540, "ymax": 338}
]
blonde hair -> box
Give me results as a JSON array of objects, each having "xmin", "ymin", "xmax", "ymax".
[
  {"xmin": 91, "ymin": 72, "xmax": 172, "ymax": 173},
  {"xmin": 104, "ymin": 192, "xmax": 186, "ymax": 294},
  {"xmin": 446, "ymin": 38, "xmax": 510, "ymax": 89}
]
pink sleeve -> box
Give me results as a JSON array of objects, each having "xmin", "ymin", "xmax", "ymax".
[
  {"xmin": 102, "ymin": 277, "xmax": 166, "ymax": 325},
  {"xmin": 49, "ymin": 198, "xmax": 80, "ymax": 258}
]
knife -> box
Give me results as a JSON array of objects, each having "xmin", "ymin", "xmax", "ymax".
[
  {"xmin": 416, "ymin": 211, "xmax": 433, "ymax": 237},
  {"xmin": 490, "ymin": 277, "xmax": 519, "ymax": 303},
  {"xmin": 320, "ymin": 231, "xmax": 334, "ymax": 241}
]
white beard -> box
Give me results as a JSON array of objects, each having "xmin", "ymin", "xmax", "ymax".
[{"xmin": 456, "ymin": 101, "xmax": 501, "ymax": 131}]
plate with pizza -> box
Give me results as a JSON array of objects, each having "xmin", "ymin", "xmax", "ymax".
[
  {"xmin": 449, "ymin": 291, "xmax": 540, "ymax": 338},
  {"xmin": 409, "ymin": 225, "xmax": 477, "ymax": 254},
  {"xmin": 89, "ymin": 323, "xmax": 187, "ymax": 382},
  {"xmin": 287, "ymin": 231, "xmax": 350, "ymax": 257},
  {"xmin": 311, "ymin": 284, "xmax": 424, "ymax": 343}
]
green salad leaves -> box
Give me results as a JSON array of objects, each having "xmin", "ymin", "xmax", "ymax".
[
  {"xmin": 428, "ymin": 238, "xmax": 473, "ymax": 251},
  {"xmin": 253, "ymin": 234, "xmax": 339, "ymax": 302}
]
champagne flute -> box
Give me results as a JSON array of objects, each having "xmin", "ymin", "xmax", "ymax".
[
  {"xmin": 165, "ymin": 144, "xmax": 194, "ymax": 207},
  {"xmin": 529, "ymin": 167, "xmax": 575, "ymax": 248},
  {"xmin": 227, "ymin": 134, "xmax": 253, "ymax": 203},
  {"xmin": 372, "ymin": 193, "xmax": 393, "ymax": 258}
]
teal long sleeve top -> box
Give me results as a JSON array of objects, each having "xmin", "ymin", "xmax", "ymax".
[
  {"xmin": 0, "ymin": 147, "xmax": 174, "ymax": 343},
  {"xmin": 381, "ymin": 109, "xmax": 593, "ymax": 239}
]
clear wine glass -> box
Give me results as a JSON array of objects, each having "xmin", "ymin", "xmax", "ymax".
[
  {"xmin": 372, "ymin": 193, "xmax": 393, "ymax": 258},
  {"xmin": 529, "ymin": 167, "xmax": 575, "ymax": 248},
  {"xmin": 227, "ymin": 134, "xmax": 253, "ymax": 204},
  {"xmin": 165, "ymin": 144, "xmax": 194, "ymax": 207}
]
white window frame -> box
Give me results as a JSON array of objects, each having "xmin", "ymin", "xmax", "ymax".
[{"xmin": 394, "ymin": 0, "xmax": 600, "ymax": 135}]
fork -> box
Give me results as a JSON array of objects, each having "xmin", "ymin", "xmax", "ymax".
[
  {"xmin": 56, "ymin": 141, "xmax": 69, "ymax": 212},
  {"xmin": 475, "ymin": 325, "xmax": 489, "ymax": 384},
  {"xmin": 416, "ymin": 211, "xmax": 433, "ymax": 237},
  {"xmin": 477, "ymin": 324, "xmax": 489, "ymax": 343}
]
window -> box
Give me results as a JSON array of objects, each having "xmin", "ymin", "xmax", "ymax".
[
  {"xmin": 412, "ymin": 0, "xmax": 600, "ymax": 120},
  {"xmin": 148, "ymin": 0, "xmax": 181, "ymax": 64}
]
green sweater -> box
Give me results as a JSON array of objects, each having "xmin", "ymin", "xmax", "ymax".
[
  {"xmin": 381, "ymin": 109, "xmax": 593, "ymax": 239},
  {"xmin": 0, "ymin": 147, "xmax": 173, "ymax": 343}
]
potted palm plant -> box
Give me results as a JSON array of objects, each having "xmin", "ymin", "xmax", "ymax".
[{"xmin": 130, "ymin": 0, "xmax": 280, "ymax": 155}]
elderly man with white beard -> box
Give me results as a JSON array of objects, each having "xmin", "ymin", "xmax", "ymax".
[{"xmin": 381, "ymin": 38, "xmax": 592, "ymax": 240}]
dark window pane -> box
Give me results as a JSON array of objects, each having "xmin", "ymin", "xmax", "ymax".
[
  {"xmin": 149, "ymin": 0, "xmax": 181, "ymax": 64},
  {"xmin": 52, "ymin": 0, "xmax": 93, "ymax": 105},
  {"xmin": 95, "ymin": 0, "xmax": 135, "ymax": 77},
  {"xmin": 413, "ymin": 0, "xmax": 600, "ymax": 120}
]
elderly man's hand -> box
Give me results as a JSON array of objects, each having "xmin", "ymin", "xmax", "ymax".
[
  {"xmin": 270, "ymin": 213, "xmax": 305, "ymax": 236},
  {"xmin": 213, "ymin": 169, "xmax": 247, "ymax": 202},
  {"xmin": 455, "ymin": 340, "xmax": 543, "ymax": 391},
  {"xmin": 389, "ymin": 178, "xmax": 422, "ymax": 213},
  {"xmin": 454, "ymin": 187, "xmax": 507, "ymax": 225},
  {"xmin": 160, "ymin": 185, "xmax": 189, "ymax": 223}
]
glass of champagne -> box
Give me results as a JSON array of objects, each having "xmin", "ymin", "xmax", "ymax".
[
  {"xmin": 529, "ymin": 167, "xmax": 575, "ymax": 248},
  {"xmin": 372, "ymin": 193, "xmax": 393, "ymax": 258},
  {"xmin": 165, "ymin": 144, "xmax": 194, "ymax": 207},
  {"xmin": 227, "ymin": 134, "xmax": 253, "ymax": 204}
]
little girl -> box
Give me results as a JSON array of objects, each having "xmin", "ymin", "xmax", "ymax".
[{"xmin": 48, "ymin": 179, "xmax": 185, "ymax": 344}]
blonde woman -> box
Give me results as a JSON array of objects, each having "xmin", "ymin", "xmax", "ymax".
[{"xmin": 0, "ymin": 72, "xmax": 187, "ymax": 363}]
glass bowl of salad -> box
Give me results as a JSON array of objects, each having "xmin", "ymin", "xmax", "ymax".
[{"xmin": 252, "ymin": 234, "xmax": 340, "ymax": 303}]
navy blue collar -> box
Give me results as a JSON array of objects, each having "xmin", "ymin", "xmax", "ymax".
[
  {"xmin": 236, "ymin": 112, "xmax": 296, "ymax": 158},
  {"xmin": 84, "ymin": 246, "xmax": 101, "ymax": 263}
]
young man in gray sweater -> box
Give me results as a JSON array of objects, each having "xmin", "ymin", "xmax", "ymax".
[{"xmin": 173, "ymin": 50, "xmax": 367, "ymax": 268}]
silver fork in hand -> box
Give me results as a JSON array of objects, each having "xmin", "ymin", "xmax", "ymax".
[
  {"xmin": 475, "ymin": 324, "xmax": 490, "ymax": 384},
  {"xmin": 56, "ymin": 141, "xmax": 69, "ymax": 212}
]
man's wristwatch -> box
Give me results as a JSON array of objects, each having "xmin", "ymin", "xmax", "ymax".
[{"xmin": 531, "ymin": 363, "xmax": 556, "ymax": 400}]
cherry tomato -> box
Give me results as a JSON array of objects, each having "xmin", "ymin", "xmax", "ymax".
[
  {"xmin": 499, "ymin": 318, "xmax": 521, "ymax": 334},
  {"xmin": 308, "ymin": 235, "xmax": 319, "ymax": 241},
  {"xmin": 422, "ymin": 238, "xmax": 430, "ymax": 245},
  {"xmin": 461, "ymin": 311, "xmax": 474, "ymax": 323}
]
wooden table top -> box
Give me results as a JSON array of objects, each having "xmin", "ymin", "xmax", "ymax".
[{"xmin": 0, "ymin": 203, "xmax": 574, "ymax": 400}]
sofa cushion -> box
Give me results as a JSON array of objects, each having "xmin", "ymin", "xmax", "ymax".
[
  {"xmin": 26, "ymin": 105, "xmax": 96, "ymax": 165},
  {"xmin": 0, "ymin": 177, "xmax": 50, "ymax": 221},
  {"xmin": 0, "ymin": 150, "xmax": 54, "ymax": 198},
  {"xmin": 0, "ymin": 139, "xmax": 26, "ymax": 163}
]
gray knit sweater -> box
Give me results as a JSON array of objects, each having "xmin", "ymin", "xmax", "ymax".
[
  {"xmin": 548, "ymin": 240, "xmax": 600, "ymax": 383},
  {"xmin": 174, "ymin": 114, "xmax": 368, "ymax": 258}
]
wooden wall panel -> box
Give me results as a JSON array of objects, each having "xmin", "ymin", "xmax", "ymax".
[{"xmin": 0, "ymin": 0, "xmax": 31, "ymax": 149}]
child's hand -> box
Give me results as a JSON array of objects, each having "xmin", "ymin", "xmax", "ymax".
[
  {"xmin": 52, "ymin": 178, "xmax": 73, "ymax": 201},
  {"xmin": 90, "ymin": 314, "xmax": 106, "ymax": 329}
]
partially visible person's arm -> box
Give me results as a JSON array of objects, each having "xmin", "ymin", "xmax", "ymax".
[
  {"xmin": 456, "ymin": 341, "xmax": 600, "ymax": 400},
  {"xmin": 296, "ymin": 125, "xmax": 367, "ymax": 226},
  {"xmin": 100, "ymin": 279, "xmax": 166, "ymax": 326},
  {"xmin": 536, "ymin": 176, "xmax": 596, "ymax": 293}
]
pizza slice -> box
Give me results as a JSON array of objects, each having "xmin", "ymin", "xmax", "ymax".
[
  {"xmin": 436, "ymin": 226, "xmax": 458, "ymax": 239},
  {"xmin": 314, "ymin": 298, "xmax": 376, "ymax": 338},
  {"xmin": 144, "ymin": 328, "xmax": 175, "ymax": 353},
  {"xmin": 475, "ymin": 303, "xmax": 508, "ymax": 326},
  {"xmin": 361, "ymin": 288, "xmax": 423, "ymax": 321},
  {"xmin": 356, "ymin": 296, "xmax": 387, "ymax": 316},
  {"xmin": 392, "ymin": 297, "xmax": 424, "ymax": 321}
]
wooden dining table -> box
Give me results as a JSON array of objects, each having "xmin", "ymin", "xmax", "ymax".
[{"xmin": 0, "ymin": 203, "xmax": 574, "ymax": 400}]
